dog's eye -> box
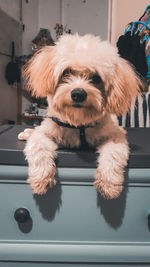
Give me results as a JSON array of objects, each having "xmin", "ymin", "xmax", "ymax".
[
  {"xmin": 59, "ymin": 69, "xmax": 75, "ymax": 83},
  {"xmin": 62, "ymin": 68, "xmax": 74, "ymax": 78},
  {"xmin": 90, "ymin": 74, "xmax": 102, "ymax": 84}
]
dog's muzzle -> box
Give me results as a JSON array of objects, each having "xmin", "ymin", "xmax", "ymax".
[{"xmin": 71, "ymin": 88, "xmax": 87, "ymax": 103}]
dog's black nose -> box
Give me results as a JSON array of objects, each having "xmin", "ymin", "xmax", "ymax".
[{"xmin": 71, "ymin": 88, "xmax": 87, "ymax": 103}]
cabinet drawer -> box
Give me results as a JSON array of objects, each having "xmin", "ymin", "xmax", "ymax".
[
  {"xmin": 0, "ymin": 166, "xmax": 150, "ymax": 263},
  {"xmin": 0, "ymin": 170, "xmax": 150, "ymax": 243}
]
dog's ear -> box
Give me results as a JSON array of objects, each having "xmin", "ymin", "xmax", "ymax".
[
  {"xmin": 23, "ymin": 46, "xmax": 56, "ymax": 97},
  {"xmin": 106, "ymin": 58, "xmax": 142, "ymax": 115}
]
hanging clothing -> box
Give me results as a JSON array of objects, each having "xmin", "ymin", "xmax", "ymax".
[
  {"xmin": 117, "ymin": 5, "xmax": 150, "ymax": 79},
  {"xmin": 117, "ymin": 31, "xmax": 148, "ymax": 77}
]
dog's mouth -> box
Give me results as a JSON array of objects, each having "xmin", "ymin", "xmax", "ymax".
[{"xmin": 72, "ymin": 104, "xmax": 83, "ymax": 108}]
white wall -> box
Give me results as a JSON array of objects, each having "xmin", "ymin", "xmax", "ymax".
[
  {"xmin": 22, "ymin": 0, "xmax": 62, "ymax": 55},
  {"xmin": 22, "ymin": 0, "xmax": 39, "ymax": 55},
  {"xmin": 61, "ymin": 0, "xmax": 109, "ymax": 39},
  {"xmin": 0, "ymin": 0, "xmax": 20, "ymax": 22},
  {"xmin": 38, "ymin": 0, "xmax": 109, "ymax": 42},
  {"xmin": 39, "ymin": 0, "xmax": 61, "ymax": 41},
  {"xmin": 22, "ymin": 0, "xmax": 109, "ymax": 54}
]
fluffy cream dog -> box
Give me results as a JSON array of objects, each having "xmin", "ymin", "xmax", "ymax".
[{"xmin": 19, "ymin": 34, "xmax": 141, "ymax": 199}]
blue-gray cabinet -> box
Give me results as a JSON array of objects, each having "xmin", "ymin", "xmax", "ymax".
[{"xmin": 0, "ymin": 125, "xmax": 150, "ymax": 266}]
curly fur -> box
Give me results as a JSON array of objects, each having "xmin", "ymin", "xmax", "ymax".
[{"xmin": 19, "ymin": 33, "xmax": 142, "ymax": 199}]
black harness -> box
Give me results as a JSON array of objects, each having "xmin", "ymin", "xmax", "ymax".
[{"xmin": 50, "ymin": 116, "xmax": 96, "ymax": 149}]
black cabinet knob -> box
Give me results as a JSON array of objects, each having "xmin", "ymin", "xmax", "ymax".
[{"xmin": 14, "ymin": 208, "xmax": 30, "ymax": 223}]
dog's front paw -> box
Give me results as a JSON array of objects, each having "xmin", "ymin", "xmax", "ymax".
[
  {"xmin": 27, "ymin": 176, "xmax": 57, "ymax": 195},
  {"xmin": 18, "ymin": 128, "xmax": 33, "ymax": 141},
  {"xmin": 28, "ymin": 166, "xmax": 56, "ymax": 194},
  {"xmin": 94, "ymin": 169, "xmax": 123, "ymax": 199}
]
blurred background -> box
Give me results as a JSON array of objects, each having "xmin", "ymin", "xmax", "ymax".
[{"xmin": 0, "ymin": 0, "xmax": 149, "ymax": 126}]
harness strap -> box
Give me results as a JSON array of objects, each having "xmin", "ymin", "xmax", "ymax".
[
  {"xmin": 49, "ymin": 116, "xmax": 95, "ymax": 148},
  {"xmin": 79, "ymin": 127, "xmax": 88, "ymax": 148}
]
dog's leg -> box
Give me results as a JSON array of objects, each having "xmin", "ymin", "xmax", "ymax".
[
  {"xmin": 24, "ymin": 125, "xmax": 58, "ymax": 194},
  {"xmin": 94, "ymin": 134, "xmax": 129, "ymax": 199}
]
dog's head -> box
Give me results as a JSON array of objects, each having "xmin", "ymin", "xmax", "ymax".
[{"xmin": 23, "ymin": 34, "xmax": 142, "ymax": 126}]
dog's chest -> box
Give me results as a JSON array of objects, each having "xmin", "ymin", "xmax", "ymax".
[{"xmin": 60, "ymin": 126, "xmax": 102, "ymax": 148}]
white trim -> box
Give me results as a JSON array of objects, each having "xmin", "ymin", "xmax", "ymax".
[
  {"xmin": 108, "ymin": 0, "xmax": 112, "ymax": 41},
  {"xmin": 0, "ymin": 242, "xmax": 150, "ymax": 263}
]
